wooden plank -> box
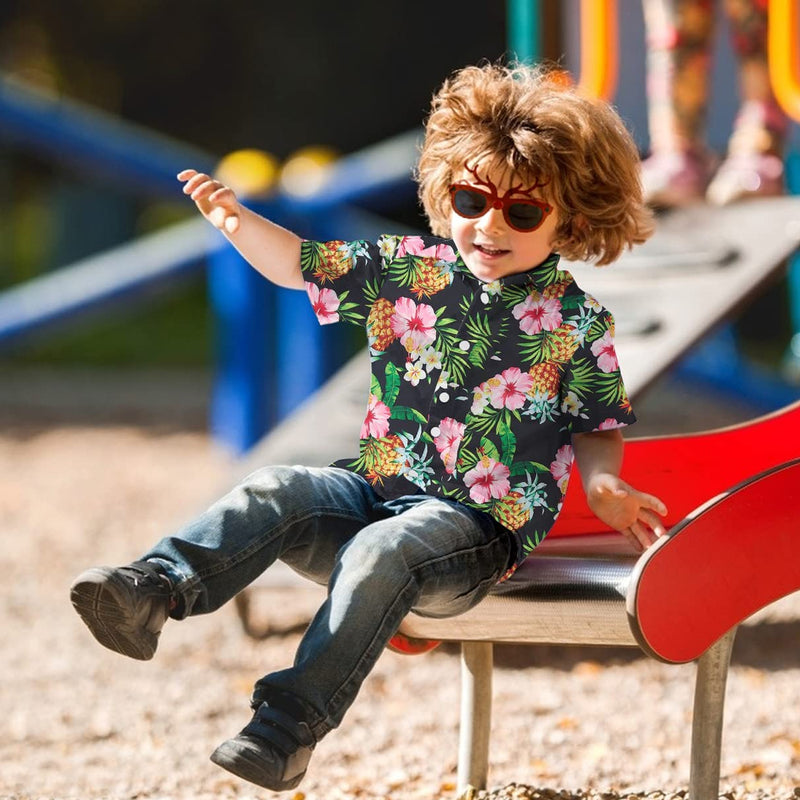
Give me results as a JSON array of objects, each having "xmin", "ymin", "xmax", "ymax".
[{"xmin": 567, "ymin": 196, "xmax": 800, "ymax": 396}]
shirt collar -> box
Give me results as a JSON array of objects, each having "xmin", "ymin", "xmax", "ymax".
[{"xmin": 453, "ymin": 250, "xmax": 568, "ymax": 291}]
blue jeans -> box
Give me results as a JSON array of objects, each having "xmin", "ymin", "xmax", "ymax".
[{"xmin": 142, "ymin": 466, "xmax": 513, "ymax": 740}]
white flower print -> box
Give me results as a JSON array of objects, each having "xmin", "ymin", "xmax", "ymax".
[
  {"xmin": 404, "ymin": 362, "xmax": 426, "ymax": 386},
  {"xmin": 584, "ymin": 295, "xmax": 602, "ymax": 313},
  {"xmin": 561, "ymin": 391, "xmax": 582, "ymax": 417},
  {"xmin": 420, "ymin": 346, "xmax": 443, "ymax": 371}
]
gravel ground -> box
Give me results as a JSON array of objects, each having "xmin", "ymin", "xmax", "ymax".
[{"xmin": 2, "ymin": 374, "xmax": 800, "ymax": 800}]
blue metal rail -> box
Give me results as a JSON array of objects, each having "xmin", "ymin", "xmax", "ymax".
[
  {"xmin": 0, "ymin": 74, "xmax": 215, "ymax": 196},
  {"xmin": 0, "ymin": 217, "xmax": 213, "ymax": 343},
  {"xmin": 0, "ymin": 76, "xmax": 422, "ymax": 451}
]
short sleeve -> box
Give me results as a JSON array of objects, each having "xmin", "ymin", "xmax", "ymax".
[
  {"xmin": 300, "ymin": 238, "xmax": 385, "ymax": 327},
  {"xmin": 561, "ymin": 310, "xmax": 636, "ymax": 434}
]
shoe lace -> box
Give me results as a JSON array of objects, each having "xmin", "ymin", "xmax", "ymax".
[{"xmin": 122, "ymin": 561, "xmax": 174, "ymax": 592}]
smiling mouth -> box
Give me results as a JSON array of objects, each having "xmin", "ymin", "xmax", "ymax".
[{"xmin": 475, "ymin": 244, "xmax": 509, "ymax": 257}]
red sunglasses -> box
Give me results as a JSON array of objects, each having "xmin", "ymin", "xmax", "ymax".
[{"xmin": 449, "ymin": 183, "xmax": 553, "ymax": 233}]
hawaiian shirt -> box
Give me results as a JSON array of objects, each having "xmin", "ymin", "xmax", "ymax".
[{"xmin": 300, "ymin": 234, "xmax": 635, "ymax": 572}]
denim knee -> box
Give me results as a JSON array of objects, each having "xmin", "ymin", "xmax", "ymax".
[{"xmin": 334, "ymin": 529, "xmax": 418, "ymax": 593}]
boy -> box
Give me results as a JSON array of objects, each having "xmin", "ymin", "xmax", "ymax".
[{"xmin": 71, "ymin": 63, "xmax": 667, "ymax": 792}]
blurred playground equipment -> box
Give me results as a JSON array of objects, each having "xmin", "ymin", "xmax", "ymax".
[{"xmin": 1, "ymin": 1, "xmax": 799, "ymax": 452}]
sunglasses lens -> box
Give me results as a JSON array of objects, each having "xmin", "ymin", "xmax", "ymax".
[
  {"xmin": 452, "ymin": 188, "xmax": 488, "ymax": 218},
  {"xmin": 507, "ymin": 203, "xmax": 545, "ymax": 231}
]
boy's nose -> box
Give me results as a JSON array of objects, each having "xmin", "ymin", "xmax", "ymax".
[{"xmin": 476, "ymin": 206, "xmax": 506, "ymax": 234}]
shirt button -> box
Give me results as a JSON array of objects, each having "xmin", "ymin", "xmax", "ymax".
[
  {"xmin": 459, "ymin": 340, "xmax": 470, "ymax": 351},
  {"xmin": 430, "ymin": 426, "xmax": 442, "ymax": 437},
  {"xmin": 439, "ymin": 392, "xmax": 450, "ymax": 403},
  {"xmin": 480, "ymin": 292, "xmax": 490, "ymax": 304}
]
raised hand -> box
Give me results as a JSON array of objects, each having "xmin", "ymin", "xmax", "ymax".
[
  {"xmin": 178, "ymin": 169, "xmax": 241, "ymax": 234},
  {"xmin": 586, "ymin": 474, "xmax": 668, "ymax": 552}
]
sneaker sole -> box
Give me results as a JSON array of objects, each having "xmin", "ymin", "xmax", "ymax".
[
  {"xmin": 70, "ymin": 567, "xmax": 158, "ymax": 660},
  {"xmin": 210, "ymin": 740, "xmax": 305, "ymax": 791}
]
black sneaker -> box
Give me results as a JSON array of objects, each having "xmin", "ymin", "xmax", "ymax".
[
  {"xmin": 69, "ymin": 561, "xmax": 173, "ymax": 660},
  {"xmin": 210, "ymin": 703, "xmax": 316, "ymax": 791}
]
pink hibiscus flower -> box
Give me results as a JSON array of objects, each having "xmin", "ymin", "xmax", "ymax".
[
  {"xmin": 390, "ymin": 297, "xmax": 437, "ymax": 351},
  {"xmin": 550, "ymin": 444, "xmax": 574, "ymax": 494},
  {"xmin": 590, "ymin": 330, "xmax": 619, "ymax": 373},
  {"xmin": 305, "ymin": 282, "xmax": 340, "ymax": 325},
  {"xmin": 489, "ymin": 367, "xmax": 535, "ymax": 411},
  {"xmin": 463, "ymin": 457, "xmax": 511, "ymax": 504},
  {"xmin": 361, "ymin": 393, "xmax": 391, "ymax": 438},
  {"xmin": 433, "ymin": 417, "xmax": 465, "ymax": 474},
  {"xmin": 398, "ymin": 237, "xmax": 457, "ymax": 262},
  {"xmin": 396, "ymin": 236, "xmax": 426, "ymax": 257},
  {"xmin": 512, "ymin": 294, "xmax": 563, "ymax": 335},
  {"xmin": 597, "ymin": 418, "xmax": 623, "ymax": 431}
]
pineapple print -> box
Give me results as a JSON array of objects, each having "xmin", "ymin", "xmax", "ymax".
[
  {"xmin": 493, "ymin": 475, "xmax": 549, "ymax": 532},
  {"xmin": 312, "ymin": 242, "xmax": 353, "ymax": 284},
  {"xmin": 362, "ymin": 435, "xmax": 404, "ymax": 484},
  {"xmin": 492, "ymin": 491, "xmax": 532, "ymax": 531},
  {"xmin": 367, "ymin": 298, "xmax": 396, "ymax": 351},
  {"xmin": 543, "ymin": 280, "xmax": 570, "ymax": 300},
  {"xmin": 410, "ymin": 257, "xmax": 452, "ymax": 299},
  {"xmin": 528, "ymin": 362, "xmax": 561, "ymax": 399},
  {"xmin": 549, "ymin": 324, "xmax": 579, "ymax": 364}
]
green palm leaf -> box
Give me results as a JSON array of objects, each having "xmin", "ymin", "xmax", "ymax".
[
  {"xmin": 300, "ymin": 241, "xmax": 324, "ymax": 272},
  {"xmin": 478, "ymin": 437, "xmax": 500, "ymax": 461},
  {"xmin": 383, "ymin": 363, "xmax": 401, "ymax": 407},
  {"xmin": 509, "ymin": 461, "xmax": 550, "ymax": 477},
  {"xmin": 586, "ymin": 312, "xmax": 612, "ymax": 342},
  {"xmin": 503, "ymin": 284, "xmax": 530, "ymax": 309},
  {"xmin": 390, "ymin": 406, "xmax": 428, "ymax": 425},
  {"xmin": 521, "ymin": 530, "xmax": 547, "ymax": 555},
  {"xmin": 498, "ymin": 421, "xmax": 517, "ymax": 464},
  {"xmin": 595, "ymin": 372, "xmax": 627, "ymax": 405},
  {"xmin": 566, "ymin": 359, "xmax": 596, "ymax": 398},
  {"xmin": 458, "ymin": 448, "xmax": 479, "ymax": 473}
]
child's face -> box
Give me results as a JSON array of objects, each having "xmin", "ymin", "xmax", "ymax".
[{"xmin": 448, "ymin": 164, "xmax": 560, "ymax": 283}]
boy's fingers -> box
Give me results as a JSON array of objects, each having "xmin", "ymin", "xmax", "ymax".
[
  {"xmin": 207, "ymin": 206, "xmax": 240, "ymax": 233},
  {"xmin": 621, "ymin": 525, "xmax": 647, "ymax": 553},
  {"xmin": 638, "ymin": 508, "xmax": 667, "ymax": 537},
  {"xmin": 182, "ymin": 173, "xmax": 213, "ymax": 195},
  {"xmin": 646, "ymin": 493, "xmax": 668, "ymax": 515},
  {"xmin": 209, "ymin": 187, "xmax": 237, "ymax": 207},
  {"xmin": 190, "ymin": 179, "xmax": 219, "ymax": 201},
  {"xmin": 180, "ymin": 171, "xmax": 205, "ymax": 189},
  {"xmin": 208, "ymin": 206, "xmax": 232, "ymax": 229},
  {"xmin": 631, "ymin": 521, "xmax": 657, "ymax": 550},
  {"xmin": 631, "ymin": 490, "xmax": 667, "ymax": 516}
]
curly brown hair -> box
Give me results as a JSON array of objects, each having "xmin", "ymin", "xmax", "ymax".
[{"xmin": 417, "ymin": 62, "xmax": 654, "ymax": 266}]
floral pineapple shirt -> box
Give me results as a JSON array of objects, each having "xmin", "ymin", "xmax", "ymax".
[{"xmin": 300, "ymin": 234, "xmax": 635, "ymax": 574}]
